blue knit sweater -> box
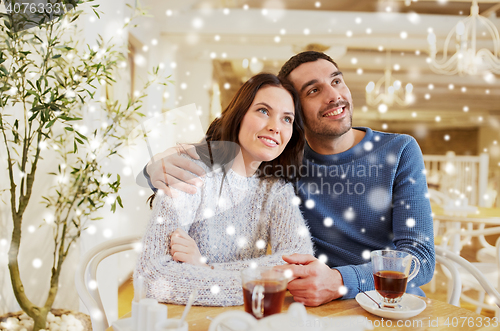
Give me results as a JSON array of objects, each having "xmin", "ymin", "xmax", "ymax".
[{"xmin": 297, "ymin": 127, "xmax": 435, "ymax": 299}]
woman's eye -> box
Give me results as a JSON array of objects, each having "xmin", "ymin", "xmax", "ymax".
[
  {"xmin": 284, "ymin": 116, "xmax": 293, "ymax": 123},
  {"xmin": 258, "ymin": 108, "xmax": 269, "ymax": 115}
]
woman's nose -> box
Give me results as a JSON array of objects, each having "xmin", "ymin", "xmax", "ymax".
[{"xmin": 267, "ymin": 119, "xmax": 280, "ymax": 134}]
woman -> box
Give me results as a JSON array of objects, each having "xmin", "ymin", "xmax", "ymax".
[{"xmin": 135, "ymin": 73, "xmax": 314, "ymax": 306}]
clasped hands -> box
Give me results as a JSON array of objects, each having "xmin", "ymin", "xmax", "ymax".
[
  {"xmin": 169, "ymin": 230, "xmax": 345, "ymax": 306},
  {"xmin": 274, "ymin": 254, "xmax": 346, "ymax": 306}
]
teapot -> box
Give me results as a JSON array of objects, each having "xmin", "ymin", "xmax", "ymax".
[{"xmin": 208, "ymin": 303, "xmax": 373, "ymax": 331}]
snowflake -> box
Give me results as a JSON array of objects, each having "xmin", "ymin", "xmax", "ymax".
[
  {"xmin": 338, "ymin": 286, "xmax": 348, "ymax": 295},
  {"xmin": 156, "ymin": 217, "xmax": 164, "ymax": 224},
  {"xmin": 362, "ymin": 250, "xmax": 371, "ymax": 260},
  {"xmin": 323, "ymin": 217, "xmax": 333, "ymax": 227},
  {"xmin": 292, "ymin": 196, "xmax": 301, "ymax": 206},
  {"xmin": 367, "ymin": 187, "xmax": 391, "ymax": 211},
  {"xmin": 203, "ymin": 208, "xmax": 214, "ymax": 218},
  {"xmin": 210, "ymin": 285, "xmax": 220, "ymax": 294},
  {"xmin": 386, "ymin": 153, "xmax": 397, "ymax": 165},
  {"xmin": 305, "ymin": 199, "xmax": 315, "ymax": 209},
  {"xmin": 284, "ymin": 269, "xmax": 293, "ymax": 278},
  {"xmin": 226, "ymin": 225, "xmax": 235, "ymax": 235},
  {"xmin": 318, "ymin": 254, "xmax": 328, "ymax": 264},
  {"xmin": 406, "ymin": 218, "xmax": 416, "ymax": 228},
  {"xmin": 237, "ymin": 237, "xmax": 247, "ymax": 248},
  {"xmin": 363, "ymin": 141, "xmax": 373, "ymax": 151},
  {"xmin": 256, "ymin": 240, "xmax": 266, "ymax": 249},
  {"xmin": 88, "ymin": 280, "xmax": 97, "ymax": 290},
  {"xmin": 298, "ymin": 226, "xmax": 309, "ymax": 237},
  {"xmin": 344, "ymin": 208, "xmax": 355, "ymax": 221}
]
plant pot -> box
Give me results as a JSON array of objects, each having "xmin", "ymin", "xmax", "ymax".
[{"xmin": 0, "ymin": 308, "xmax": 92, "ymax": 331}]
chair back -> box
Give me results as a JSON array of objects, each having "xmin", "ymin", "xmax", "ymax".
[
  {"xmin": 75, "ymin": 235, "xmax": 142, "ymax": 331},
  {"xmin": 435, "ymin": 246, "xmax": 500, "ymax": 311}
]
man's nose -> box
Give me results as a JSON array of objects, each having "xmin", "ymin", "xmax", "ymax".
[{"xmin": 326, "ymin": 85, "xmax": 342, "ymax": 103}]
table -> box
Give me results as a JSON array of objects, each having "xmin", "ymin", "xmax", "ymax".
[
  {"xmin": 431, "ymin": 204, "xmax": 500, "ymax": 253},
  {"xmin": 431, "ymin": 204, "xmax": 500, "ymax": 225},
  {"xmin": 108, "ymin": 293, "xmax": 498, "ymax": 331}
]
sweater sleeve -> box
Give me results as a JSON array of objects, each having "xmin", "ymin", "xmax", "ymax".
[
  {"xmin": 135, "ymin": 191, "xmax": 246, "ymax": 306},
  {"xmin": 335, "ymin": 137, "xmax": 435, "ymax": 299},
  {"xmin": 213, "ymin": 182, "xmax": 314, "ymax": 271}
]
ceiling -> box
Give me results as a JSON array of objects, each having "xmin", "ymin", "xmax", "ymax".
[{"xmin": 143, "ymin": 0, "xmax": 500, "ymax": 133}]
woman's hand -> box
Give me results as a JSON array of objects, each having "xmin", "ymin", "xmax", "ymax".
[{"xmin": 170, "ymin": 228, "xmax": 209, "ymax": 267}]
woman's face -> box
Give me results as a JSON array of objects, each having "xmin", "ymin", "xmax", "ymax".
[{"xmin": 238, "ymin": 85, "xmax": 295, "ymax": 166}]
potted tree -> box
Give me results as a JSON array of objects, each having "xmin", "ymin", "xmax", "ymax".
[{"xmin": 0, "ymin": 1, "xmax": 163, "ymax": 330}]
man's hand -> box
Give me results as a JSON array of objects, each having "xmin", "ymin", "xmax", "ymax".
[
  {"xmin": 146, "ymin": 144, "xmax": 205, "ymax": 196},
  {"xmin": 274, "ymin": 254, "xmax": 345, "ymax": 306},
  {"xmin": 170, "ymin": 228, "xmax": 208, "ymax": 267}
]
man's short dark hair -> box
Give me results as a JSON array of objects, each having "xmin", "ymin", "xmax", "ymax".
[{"xmin": 278, "ymin": 51, "xmax": 339, "ymax": 79}]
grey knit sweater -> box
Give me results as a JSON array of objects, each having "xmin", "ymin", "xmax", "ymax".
[{"xmin": 135, "ymin": 159, "xmax": 314, "ymax": 306}]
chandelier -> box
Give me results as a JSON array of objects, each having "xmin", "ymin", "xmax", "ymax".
[
  {"xmin": 427, "ymin": 0, "xmax": 500, "ymax": 75},
  {"xmin": 365, "ymin": 50, "xmax": 414, "ymax": 113}
]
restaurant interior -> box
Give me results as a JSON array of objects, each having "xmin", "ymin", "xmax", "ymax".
[{"xmin": 1, "ymin": 0, "xmax": 500, "ymax": 330}]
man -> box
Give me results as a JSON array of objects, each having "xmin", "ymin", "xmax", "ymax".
[{"xmin": 144, "ymin": 51, "xmax": 435, "ymax": 306}]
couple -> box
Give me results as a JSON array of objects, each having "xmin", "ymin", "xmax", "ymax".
[{"xmin": 135, "ymin": 51, "xmax": 435, "ymax": 307}]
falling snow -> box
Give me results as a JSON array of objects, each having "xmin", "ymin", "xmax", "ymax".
[
  {"xmin": 406, "ymin": 218, "xmax": 416, "ymax": 228},
  {"xmin": 344, "ymin": 207, "xmax": 356, "ymax": 221},
  {"xmin": 367, "ymin": 187, "xmax": 391, "ymax": 211}
]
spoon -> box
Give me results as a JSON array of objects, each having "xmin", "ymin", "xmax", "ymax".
[
  {"xmin": 357, "ymin": 287, "xmax": 381, "ymax": 309},
  {"xmin": 179, "ymin": 289, "xmax": 197, "ymax": 327}
]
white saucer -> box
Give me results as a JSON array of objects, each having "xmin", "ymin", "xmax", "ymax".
[{"xmin": 355, "ymin": 290, "xmax": 426, "ymax": 319}]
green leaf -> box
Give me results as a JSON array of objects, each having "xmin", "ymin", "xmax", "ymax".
[
  {"xmin": 116, "ymin": 196, "xmax": 123, "ymax": 208},
  {"xmin": 64, "ymin": 127, "xmax": 74, "ymax": 131},
  {"xmin": 60, "ymin": 116, "xmax": 82, "ymax": 121},
  {"xmin": 45, "ymin": 119, "xmax": 56, "ymax": 128},
  {"xmin": 75, "ymin": 131, "xmax": 88, "ymax": 141},
  {"xmin": 52, "ymin": 54, "xmax": 62, "ymax": 59}
]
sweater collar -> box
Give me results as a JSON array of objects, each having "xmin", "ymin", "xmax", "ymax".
[{"xmin": 304, "ymin": 127, "xmax": 374, "ymax": 165}]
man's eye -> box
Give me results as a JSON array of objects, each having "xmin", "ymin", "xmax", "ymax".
[
  {"xmin": 307, "ymin": 88, "xmax": 318, "ymax": 95},
  {"xmin": 333, "ymin": 79, "xmax": 341, "ymax": 85}
]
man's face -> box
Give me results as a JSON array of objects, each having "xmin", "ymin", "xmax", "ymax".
[{"xmin": 288, "ymin": 59, "xmax": 353, "ymax": 140}]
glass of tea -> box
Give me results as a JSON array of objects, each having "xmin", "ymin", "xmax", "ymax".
[
  {"xmin": 371, "ymin": 250, "xmax": 420, "ymax": 309},
  {"xmin": 241, "ymin": 266, "xmax": 288, "ymax": 319}
]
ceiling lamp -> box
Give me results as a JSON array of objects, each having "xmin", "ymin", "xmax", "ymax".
[
  {"xmin": 427, "ymin": 0, "xmax": 500, "ymax": 75},
  {"xmin": 365, "ymin": 50, "xmax": 414, "ymax": 113}
]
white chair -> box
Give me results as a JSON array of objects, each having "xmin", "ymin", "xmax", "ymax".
[
  {"xmin": 76, "ymin": 235, "xmax": 142, "ymax": 331},
  {"xmin": 438, "ymin": 228, "xmax": 500, "ymax": 316},
  {"xmin": 434, "ymin": 251, "xmax": 462, "ymax": 306}
]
